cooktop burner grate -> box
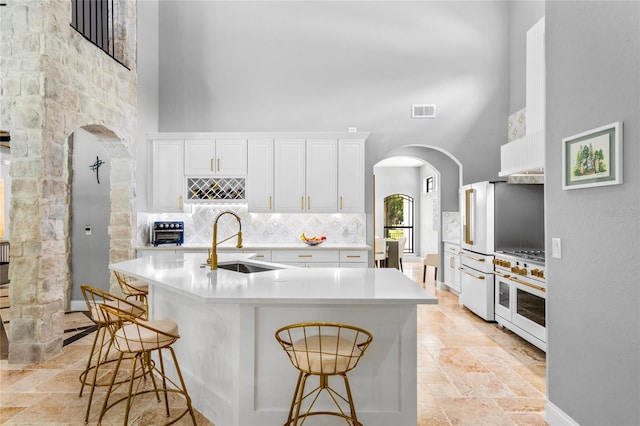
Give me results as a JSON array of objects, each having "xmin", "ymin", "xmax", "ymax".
[{"xmin": 498, "ymin": 250, "xmax": 546, "ymax": 263}]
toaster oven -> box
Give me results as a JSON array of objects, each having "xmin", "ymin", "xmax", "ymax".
[{"xmin": 151, "ymin": 221, "xmax": 184, "ymax": 246}]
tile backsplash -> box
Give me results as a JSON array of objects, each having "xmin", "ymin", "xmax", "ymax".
[{"xmin": 137, "ymin": 205, "xmax": 366, "ymax": 246}]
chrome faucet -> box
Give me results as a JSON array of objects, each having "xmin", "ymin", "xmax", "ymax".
[{"xmin": 209, "ymin": 211, "xmax": 243, "ymax": 270}]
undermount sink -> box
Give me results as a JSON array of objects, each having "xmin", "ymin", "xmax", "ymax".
[{"xmin": 217, "ymin": 262, "xmax": 283, "ymax": 274}]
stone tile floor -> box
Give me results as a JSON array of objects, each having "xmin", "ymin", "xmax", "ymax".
[{"xmin": 0, "ymin": 261, "xmax": 547, "ymax": 425}]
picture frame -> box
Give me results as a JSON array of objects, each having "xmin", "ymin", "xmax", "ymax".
[{"xmin": 562, "ymin": 121, "xmax": 622, "ymax": 190}]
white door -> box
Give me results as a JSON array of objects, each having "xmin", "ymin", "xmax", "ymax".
[
  {"xmin": 274, "ymin": 139, "xmax": 306, "ymax": 212},
  {"xmin": 306, "ymin": 139, "xmax": 337, "ymax": 213},
  {"xmin": 338, "ymin": 139, "xmax": 365, "ymax": 213},
  {"xmin": 153, "ymin": 140, "xmax": 184, "ymax": 212},
  {"xmin": 247, "ymin": 139, "xmax": 274, "ymax": 212}
]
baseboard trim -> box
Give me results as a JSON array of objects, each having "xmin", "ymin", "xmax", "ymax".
[
  {"xmin": 546, "ymin": 400, "xmax": 579, "ymax": 426},
  {"xmin": 69, "ymin": 300, "xmax": 88, "ymax": 312}
]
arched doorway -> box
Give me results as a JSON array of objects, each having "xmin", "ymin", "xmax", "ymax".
[
  {"xmin": 372, "ymin": 145, "xmax": 462, "ymax": 281},
  {"xmin": 6, "ymin": 124, "xmax": 136, "ymax": 364}
]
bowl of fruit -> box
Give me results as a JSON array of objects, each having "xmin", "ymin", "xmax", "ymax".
[{"xmin": 300, "ymin": 233, "xmax": 326, "ymax": 246}]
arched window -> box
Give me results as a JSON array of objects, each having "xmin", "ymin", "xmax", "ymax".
[{"xmin": 383, "ymin": 194, "xmax": 414, "ymax": 253}]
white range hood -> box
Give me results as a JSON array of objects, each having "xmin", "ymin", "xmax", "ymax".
[{"xmin": 500, "ymin": 17, "xmax": 545, "ymax": 178}]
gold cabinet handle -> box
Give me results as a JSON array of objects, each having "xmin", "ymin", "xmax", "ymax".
[
  {"xmin": 178, "ymin": 196, "xmax": 183, "ymax": 210},
  {"xmin": 269, "ymin": 196, "xmax": 272, "ymax": 210},
  {"xmin": 339, "ymin": 196, "xmax": 343, "ymax": 210},
  {"xmin": 459, "ymin": 267, "xmax": 485, "ymax": 280},
  {"xmin": 459, "ymin": 251, "xmax": 485, "ymax": 262},
  {"xmin": 464, "ymin": 188, "xmax": 475, "ymax": 245},
  {"xmin": 210, "ymin": 158, "xmax": 214, "ymax": 172},
  {"xmin": 346, "ymin": 255, "xmax": 361, "ymax": 259},
  {"xmin": 307, "ymin": 196, "xmax": 311, "ymax": 210},
  {"xmin": 510, "ymin": 276, "xmax": 546, "ymax": 292},
  {"xmin": 298, "ymin": 254, "xmax": 312, "ymax": 258},
  {"xmin": 301, "ymin": 197, "xmax": 304, "ymax": 210},
  {"xmin": 255, "ymin": 255, "xmax": 264, "ymax": 259},
  {"xmin": 217, "ymin": 158, "xmax": 220, "ymax": 172}
]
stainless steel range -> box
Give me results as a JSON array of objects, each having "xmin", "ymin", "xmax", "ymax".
[{"xmin": 493, "ymin": 250, "xmax": 546, "ymax": 351}]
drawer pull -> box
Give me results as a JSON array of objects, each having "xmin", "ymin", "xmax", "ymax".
[
  {"xmin": 346, "ymin": 255, "xmax": 361, "ymax": 258},
  {"xmin": 459, "ymin": 267, "xmax": 485, "ymax": 280},
  {"xmin": 298, "ymin": 255, "xmax": 313, "ymax": 258},
  {"xmin": 459, "ymin": 252, "xmax": 486, "ymax": 262}
]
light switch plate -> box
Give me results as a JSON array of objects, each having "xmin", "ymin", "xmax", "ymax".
[{"xmin": 552, "ymin": 238, "xmax": 561, "ymax": 258}]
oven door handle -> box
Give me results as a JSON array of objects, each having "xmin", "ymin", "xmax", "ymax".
[
  {"xmin": 459, "ymin": 251, "xmax": 486, "ymax": 262},
  {"xmin": 493, "ymin": 271, "xmax": 511, "ymax": 279},
  {"xmin": 504, "ymin": 275, "xmax": 546, "ymax": 293},
  {"xmin": 458, "ymin": 267, "xmax": 485, "ymax": 280}
]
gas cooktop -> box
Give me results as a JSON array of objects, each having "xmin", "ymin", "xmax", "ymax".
[{"xmin": 496, "ymin": 250, "xmax": 545, "ymax": 264}]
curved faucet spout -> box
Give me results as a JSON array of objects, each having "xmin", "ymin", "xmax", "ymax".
[{"xmin": 210, "ymin": 211, "xmax": 243, "ymax": 270}]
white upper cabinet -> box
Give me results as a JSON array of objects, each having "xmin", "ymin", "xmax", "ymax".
[
  {"xmin": 274, "ymin": 139, "xmax": 337, "ymax": 213},
  {"xmin": 152, "ymin": 140, "xmax": 184, "ymax": 212},
  {"xmin": 150, "ymin": 132, "xmax": 367, "ymax": 213},
  {"xmin": 274, "ymin": 139, "xmax": 307, "ymax": 212},
  {"xmin": 305, "ymin": 139, "xmax": 338, "ymax": 213},
  {"xmin": 247, "ymin": 139, "xmax": 274, "ymax": 212},
  {"xmin": 338, "ymin": 139, "xmax": 365, "ymax": 213},
  {"xmin": 184, "ymin": 139, "xmax": 247, "ymax": 176}
]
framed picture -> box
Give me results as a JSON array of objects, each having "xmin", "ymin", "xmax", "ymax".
[{"xmin": 562, "ymin": 122, "xmax": 622, "ymax": 190}]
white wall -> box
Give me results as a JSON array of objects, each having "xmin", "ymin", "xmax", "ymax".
[
  {"xmin": 70, "ymin": 129, "xmax": 111, "ymax": 302},
  {"xmin": 136, "ymin": 1, "xmax": 511, "ymax": 215},
  {"xmin": 545, "ymin": 2, "xmax": 640, "ymax": 424},
  {"xmin": 419, "ymin": 164, "xmax": 440, "ymax": 257}
]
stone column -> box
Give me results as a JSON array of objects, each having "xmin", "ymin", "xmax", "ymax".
[{"xmin": 1, "ymin": 0, "xmax": 138, "ymax": 364}]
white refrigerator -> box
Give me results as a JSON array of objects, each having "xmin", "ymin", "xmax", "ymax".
[
  {"xmin": 458, "ymin": 181, "xmax": 544, "ymax": 321},
  {"xmin": 459, "ymin": 181, "xmax": 496, "ymax": 320}
]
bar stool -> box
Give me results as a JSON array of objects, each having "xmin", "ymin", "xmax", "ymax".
[
  {"xmin": 79, "ymin": 285, "xmax": 147, "ymax": 424},
  {"xmin": 113, "ymin": 270, "xmax": 149, "ymax": 314},
  {"xmin": 275, "ymin": 322, "xmax": 373, "ymax": 425},
  {"xmin": 98, "ymin": 303, "xmax": 197, "ymax": 426}
]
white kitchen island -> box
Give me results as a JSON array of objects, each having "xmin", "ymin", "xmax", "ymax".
[{"xmin": 109, "ymin": 252, "xmax": 437, "ymax": 426}]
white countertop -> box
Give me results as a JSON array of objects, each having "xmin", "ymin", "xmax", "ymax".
[
  {"xmin": 136, "ymin": 243, "xmax": 371, "ymax": 251},
  {"xmin": 110, "ymin": 252, "xmax": 437, "ymax": 305}
]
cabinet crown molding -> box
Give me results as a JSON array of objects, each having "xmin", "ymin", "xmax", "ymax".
[{"xmin": 146, "ymin": 131, "xmax": 370, "ymax": 140}]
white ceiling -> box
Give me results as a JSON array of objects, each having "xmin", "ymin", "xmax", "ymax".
[{"xmin": 374, "ymin": 156, "xmax": 426, "ymax": 168}]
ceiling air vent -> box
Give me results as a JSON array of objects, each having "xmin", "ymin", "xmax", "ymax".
[{"xmin": 412, "ymin": 104, "xmax": 436, "ymax": 118}]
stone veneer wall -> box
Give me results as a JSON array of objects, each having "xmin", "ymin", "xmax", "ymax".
[{"xmin": 0, "ymin": 1, "xmax": 138, "ymax": 363}]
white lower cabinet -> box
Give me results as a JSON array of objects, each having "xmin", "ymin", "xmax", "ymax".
[
  {"xmin": 339, "ymin": 250, "xmax": 368, "ymax": 268},
  {"xmin": 136, "ymin": 248, "xmax": 368, "ymax": 268},
  {"xmin": 272, "ymin": 249, "xmax": 340, "ymax": 268},
  {"xmin": 246, "ymin": 249, "xmax": 272, "ymax": 262},
  {"xmin": 443, "ymin": 243, "xmax": 461, "ymax": 292}
]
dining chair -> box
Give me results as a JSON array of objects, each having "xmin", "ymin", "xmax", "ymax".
[
  {"xmin": 374, "ymin": 237, "xmax": 387, "ymax": 268},
  {"xmin": 423, "ymin": 253, "xmax": 439, "ymax": 287},
  {"xmin": 397, "ymin": 237, "xmax": 407, "ymax": 272}
]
